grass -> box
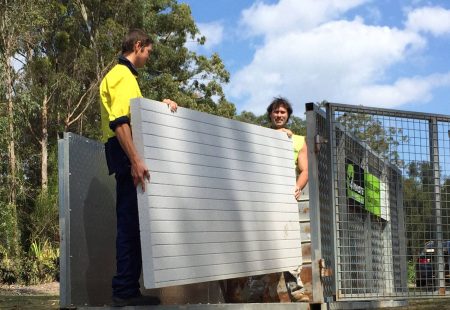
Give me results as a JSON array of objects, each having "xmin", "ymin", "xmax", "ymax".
[
  {"xmin": 0, "ymin": 295, "xmax": 59, "ymax": 309},
  {"xmin": 397, "ymin": 298, "xmax": 450, "ymax": 309}
]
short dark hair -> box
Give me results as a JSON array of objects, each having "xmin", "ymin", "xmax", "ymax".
[
  {"xmin": 267, "ymin": 97, "xmax": 293, "ymax": 121},
  {"xmin": 121, "ymin": 29, "xmax": 153, "ymax": 54}
]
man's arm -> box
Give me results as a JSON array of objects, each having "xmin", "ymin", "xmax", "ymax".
[
  {"xmin": 115, "ymin": 123, "xmax": 150, "ymax": 192},
  {"xmin": 114, "ymin": 98, "xmax": 178, "ymax": 191},
  {"xmin": 294, "ymin": 142, "xmax": 308, "ymax": 200}
]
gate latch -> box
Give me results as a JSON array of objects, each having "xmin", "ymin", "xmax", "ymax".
[
  {"xmin": 319, "ymin": 259, "xmax": 333, "ymax": 279},
  {"xmin": 314, "ymin": 135, "xmax": 328, "ymax": 153}
]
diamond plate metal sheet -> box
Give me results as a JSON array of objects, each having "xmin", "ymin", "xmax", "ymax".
[{"xmin": 59, "ymin": 133, "xmax": 116, "ymax": 307}]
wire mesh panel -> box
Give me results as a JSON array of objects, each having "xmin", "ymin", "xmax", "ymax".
[
  {"xmin": 317, "ymin": 109, "xmax": 337, "ymax": 300},
  {"xmin": 320, "ymin": 103, "xmax": 450, "ymax": 300}
]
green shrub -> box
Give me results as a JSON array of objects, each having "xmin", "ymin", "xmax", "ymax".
[
  {"xmin": 23, "ymin": 239, "xmax": 59, "ymax": 285},
  {"xmin": 0, "ymin": 247, "xmax": 20, "ymax": 285},
  {"xmin": 0, "ymin": 201, "xmax": 20, "ymax": 258},
  {"xmin": 29, "ymin": 191, "xmax": 59, "ymax": 244}
]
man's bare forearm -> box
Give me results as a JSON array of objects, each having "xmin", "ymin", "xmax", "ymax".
[
  {"xmin": 296, "ymin": 170, "xmax": 308, "ymax": 191},
  {"xmin": 296, "ymin": 143, "xmax": 309, "ymax": 190}
]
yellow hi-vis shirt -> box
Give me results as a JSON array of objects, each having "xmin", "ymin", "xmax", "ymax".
[
  {"xmin": 99, "ymin": 57, "xmax": 142, "ymax": 143},
  {"xmin": 292, "ymin": 134, "xmax": 305, "ymax": 172}
]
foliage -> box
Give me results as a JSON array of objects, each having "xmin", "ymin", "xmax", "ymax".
[
  {"xmin": 407, "ymin": 260, "xmax": 416, "ymax": 285},
  {"xmin": 0, "ymin": 202, "xmax": 19, "ymax": 259},
  {"xmin": 235, "ymin": 111, "xmax": 306, "ymax": 135},
  {"xmin": 402, "ymin": 161, "xmax": 439, "ymax": 259},
  {"xmin": 0, "ymin": 248, "xmax": 20, "ymax": 285},
  {"xmin": 441, "ymin": 178, "xmax": 450, "ymax": 241},
  {"xmin": 28, "ymin": 190, "xmax": 59, "ymax": 246},
  {"xmin": 336, "ymin": 112, "xmax": 408, "ymax": 167},
  {"xmin": 24, "ymin": 239, "xmax": 59, "ymax": 285}
]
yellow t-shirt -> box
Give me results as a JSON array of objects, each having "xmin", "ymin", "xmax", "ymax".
[{"xmin": 99, "ymin": 63, "xmax": 142, "ymax": 142}]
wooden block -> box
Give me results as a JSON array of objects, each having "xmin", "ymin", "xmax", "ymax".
[
  {"xmin": 302, "ymin": 243, "xmax": 312, "ymax": 264},
  {"xmin": 298, "ymin": 200, "xmax": 310, "ymax": 221}
]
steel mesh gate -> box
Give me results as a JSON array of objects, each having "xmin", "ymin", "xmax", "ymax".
[{"xmin": 306, "ymin": 102, "xmax": 450, "ymax": 302}]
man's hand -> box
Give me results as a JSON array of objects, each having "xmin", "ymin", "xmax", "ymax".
[
  {"xmin": 294, "ymin": 186, "xmax": 301, "ymax": 201},
  {"xmin": 163, "ymin": 98, "xmax": 178, "ymax": 112},
  {"xmin": 280, "ymin": 128, "xmax": 293, "ymax": 138},
  {"xmin": 131, "ymin": 159, "xmax": 150, "ymax": 192}
]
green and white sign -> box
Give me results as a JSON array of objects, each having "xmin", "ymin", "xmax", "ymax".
[
  {"xmin": 364, "ymin": 172, "xmax": 381, "ymax": 217},
  {"xmin": 346, "ymin": 162, "xmax": 365, "ymax": 204},
  {"xmin": 346, "ymin": 160, "xmax": 386, "ymax": 219}
]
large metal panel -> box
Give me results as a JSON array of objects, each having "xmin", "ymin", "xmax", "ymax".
[
  {"xmin": 58, "ymin": 133, "xmax": 117, "ymax": 306},
  {"xmin": 130, "ymin": 98, "xmax": 302, "ymax": 289}
]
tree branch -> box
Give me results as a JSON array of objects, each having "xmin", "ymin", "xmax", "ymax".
[{"xmin": 66, "ymin": 58, "xmax": 115, "ymax": 126}]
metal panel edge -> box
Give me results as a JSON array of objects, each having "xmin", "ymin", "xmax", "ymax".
[
  {"xmin": 327, "ymin": 102, "xmax": 450, "ymax": 122},
  {"xmin": 131, "ymin": 98, "xmax": 156, "ymax": 288},
  {"xmin": 58, "ymin": 132, "xmax": 71, "ymax": 307},
  {"xmin": 137, "ymin": 98, "xmax": 294, "ymax": 145},
  {"xmin": 305, "ymin": 103, "xmax": 325, "ymax": 303},
  {"xmin": 326, "ymin": 105, "xmax": 339, "ymax": 300}
]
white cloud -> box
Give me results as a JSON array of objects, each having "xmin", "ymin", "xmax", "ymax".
[
  {"xmin": 226, "ymin": 0, "xmax": 450, "ymax": 116},
  {"xmin": 186, "ymin": 21, "xmax": 224, "ymax": 52},
  {"xmin": 228, "ymin": 16, "xmax": 426, "ymax": 114},
  {"xmin": 241, "ymin": 0, "xmax": 368, "ymax": 37},
  {"xmin": 354, "ymin": 73, "xmax": 450, "ymax": 106},
  {"xmin": 406, "ymin": 6, "xmax": 450, "ymax": 36}
]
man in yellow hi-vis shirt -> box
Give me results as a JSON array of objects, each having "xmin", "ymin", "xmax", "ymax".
[{"xmin": 99, "ymin": 29, "xmax": 177, "ymax": 307}]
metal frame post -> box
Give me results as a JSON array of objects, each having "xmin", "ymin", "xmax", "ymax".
[
  {"xmin": 326, "ymin": 104, "xmax": 340, "ymax": 300},
  {"xmin": 58, "ymin": 132, "xmax": 71, "ymax": 307},
  {"xmin": 305, "ymin": 103, "xmax": 325, "ymax": 304},
  {"xmin": 429, "ymin": 117, "xmax": 445, "ymax": 295}
]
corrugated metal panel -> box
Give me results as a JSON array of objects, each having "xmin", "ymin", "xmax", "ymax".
[{"xmin": 130, "ymin": 98, "xmax": 302, "ymax": 289}]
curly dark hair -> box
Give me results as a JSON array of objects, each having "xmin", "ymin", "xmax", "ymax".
[{"xmin": 266, "ymin": 97, "xmax": 293, "ymax": 122}]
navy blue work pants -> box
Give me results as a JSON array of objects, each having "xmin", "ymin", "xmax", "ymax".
[{"xmin": 112, "ymin": 169, "xmax": 142, "ymax": 298}]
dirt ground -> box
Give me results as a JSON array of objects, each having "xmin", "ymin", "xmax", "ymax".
[
  {"xmin": 0, "ymin": 283, "xmax": 59, "ymax": 310},
  {"xmin": 398, "ymin": 299, "xmax": 450, "ymax": 309},
  {"xmin": 1, "ymin": 283, "xmax": 450, "ymax": 309},
  {"xmin": 0, "ymin": 281, "xmax": 59, "ymax": 296}
]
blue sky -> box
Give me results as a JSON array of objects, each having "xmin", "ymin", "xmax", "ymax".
[{"xmin": 181, "ymin": 0, "xmax": 450, "ymax": 118}]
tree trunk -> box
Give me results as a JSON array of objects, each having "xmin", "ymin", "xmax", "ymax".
[
  {"xmin": 41, "ymin": 93, "xmax": 48, "ymax": 192},
  {"xmin": 4, "ymin": 39, "xmax": 20, "ymax": 257},
  {"xmin": 6, "ymin": 53, "xmax": 16, "ymax": 205}
]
